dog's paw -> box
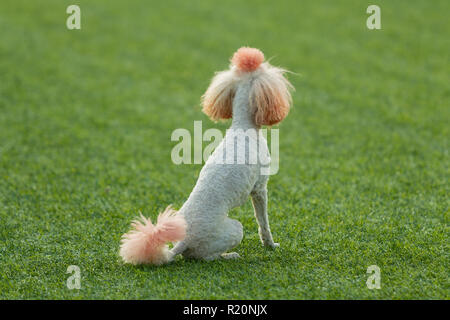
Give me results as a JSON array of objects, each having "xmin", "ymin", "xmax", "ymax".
[
  {"xmin": 221, "ymin": 252, "xmax": 241, "ymax": 259},
  {"xmin": 264, "ymin": 242, "xmax": 280, "ymax": 249}
]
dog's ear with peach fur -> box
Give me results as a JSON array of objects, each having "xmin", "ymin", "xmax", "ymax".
[
  {"xmin": 201, "ymin": 69, "xmax": 237, "ymax": 121},
  {"xmin": 250, "ymin": 64, "xmax": 293, "ymax": 126}
]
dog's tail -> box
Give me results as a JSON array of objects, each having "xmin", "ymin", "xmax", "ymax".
[{"xmin": 119, "ymin": 205, "xmax": 187, "ymax": 265}]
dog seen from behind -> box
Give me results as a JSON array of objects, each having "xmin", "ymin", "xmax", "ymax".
[{"xmin": 119, "ymin": 47, "xmax": 294, "ymax": 265}]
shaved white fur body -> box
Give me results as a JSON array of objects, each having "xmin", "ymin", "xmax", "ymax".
[{"xmin": 172, "ymin": 81, "xmax": 276, "ymax": 260}]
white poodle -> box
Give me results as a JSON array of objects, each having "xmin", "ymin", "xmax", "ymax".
[{"xmin": 119, "ymin": 47, "xmax": 293, "ymax": 265}]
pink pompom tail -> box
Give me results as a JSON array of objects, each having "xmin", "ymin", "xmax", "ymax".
[
  {"xmin": 231, "ymin": 47, "xmax": 265, "ymax": 72},
  {"xmin": 119, "ymin": 205, "xmax": 187, "ymax": 265}
]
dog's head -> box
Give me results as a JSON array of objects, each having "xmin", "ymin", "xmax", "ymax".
[{"xmin": 201, "ymin": 47, "xmax": 293, "ymax": 126}]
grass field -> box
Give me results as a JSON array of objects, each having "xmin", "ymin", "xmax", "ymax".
[{"xmin": 0, "ymin": 0, "xmax": 448, "ymax": 299}]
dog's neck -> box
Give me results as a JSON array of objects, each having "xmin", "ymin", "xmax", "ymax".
[{"xmin": 231, "ymin": 82, "xmax": 259, "ymax": 130}]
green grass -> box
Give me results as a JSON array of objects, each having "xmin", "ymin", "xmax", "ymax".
[{"xmin": 0, "ymin": 0, "xmax": 448, "ymax": 299}]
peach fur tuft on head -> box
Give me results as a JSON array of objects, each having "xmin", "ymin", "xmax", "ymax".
[
  {"xmin": 203, "ymin": 46, "xmax": 293, "ymax": 126},
  {"xmin": 231, "ymin": 47, "xmax": 265, "ymax": 72}
]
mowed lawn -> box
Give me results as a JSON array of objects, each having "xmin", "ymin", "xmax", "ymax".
[{"xmin": 0, "ymin": 0, "xmax": 448, "ymax": 299}]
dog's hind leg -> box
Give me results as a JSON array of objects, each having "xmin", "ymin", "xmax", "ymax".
[
  {"xmin": 202, "ymin": 217, "xmax": 243, "ymax": 261},
  {"xmin": 221, "ymin": 217, "xmax": 243, "ymax": 255},
  {"xmin": 250, "ymin": 187, "xmax": 279, "ymax": 248},
  {"xmin": 168, "ymin": 241, "xmax": 187, "ymax": 262}
]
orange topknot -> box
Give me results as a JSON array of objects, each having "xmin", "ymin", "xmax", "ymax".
[{"xmin": 231, "ymin": 47, "xmax": 264, "ymax": 72}]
